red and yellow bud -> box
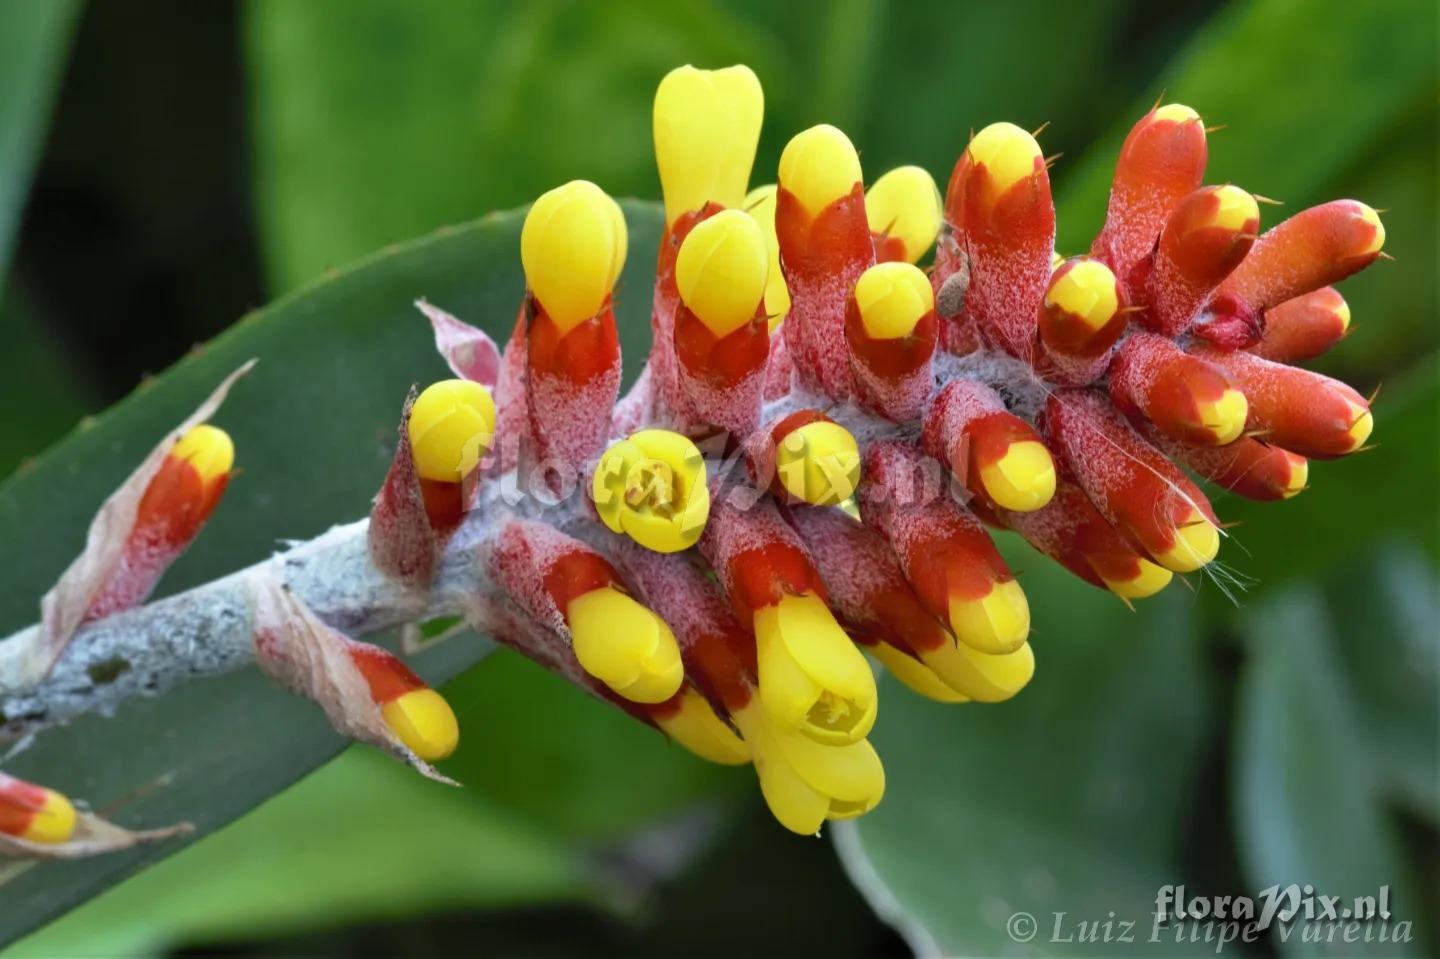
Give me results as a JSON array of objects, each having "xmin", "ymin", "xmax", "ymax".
[
  {"xmin": 348, "ymin": 644, "xmax": 460, "ymax": 762},
  {"xmin": 775, "ymin": 125, "xmax": 874, "ymax": 397},
  {"xmin": 0, "ymin": 773, "xmax": 78, "ymax": 845},
  {"xmin": 1250, "ymin": 287, "xmax": 1350, "ymax": 363},
  {"xmin": 1110, "ymin": 333, "xmax": 1249, "ymax": 446},
  {"xmin": 998, "ymin": 483, "xmax": 1174, "ymax": 601},
  {"xmin": 862, "ymin": 441, "xmax": 1029, "ymax": 653},
  {"xmin": 923, "ymin": 380, "xmax": 1056, "ymax": 513},
  {"xmin": 770, "ymin": 411, "xmax": 862, "ymax": 507},
  {"xmin": 1153, "ymin": 432, "xmax": 1309, "ymax": 502},
  {"xmin": 865, "ymin": 165, "xmax": 942, "ymax": 263},
  {"xmin": 1198, "ymin": 347, "xmax": 1373, "ymax": 459},
  {"xmin": 845, "ymin": 261, "xmax": 938, "ymax": 421},
  {"xmin": 1091, "ymin": 103, "xmax": 1207, "ymax": 279},
  {"xmin": 593, "ymin": 429, "xmax": 709, "ymax": 553},
  {"xmin": 653, "ymin": 64, "xmax": 763, "ymax": 227},
  {"xmin": 1216, "ymin": 200, "xmax": 1385, "ymax": 316},
  {"xmin": 1145, "ymin": 185, "xmax": 1259, "ymax": 336},
  {"xmin": 1044, "ymin": 391, "xmax": 1221, "ymax": 573},
  {"xmin": 1037, "ymin": 257, "xmax": 1126, "ymax": 382},
  {"xmin": 85, "ymin": 423, "xmax": 234, "ymax": 621},
  {"xmin": 521, "ymin": 181, "xmax": 626, "ymax": 466},
  {"xmin": 735, "ymin": 703, "xmax": 885, "ymax": 835},
  {"xmin": 944, "ymin": 122, "xmax": 1055, "ymax": 358},
  {"xmin": 743, "ymin": 184, "xmax": 791, "ymax": 326}
]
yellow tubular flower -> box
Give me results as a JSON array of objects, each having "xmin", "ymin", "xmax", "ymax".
[
  {"xmin": 408, "ymin": 379, "xmax": 497, "ymax": 482},
  {"xmin": 656, "ymin": 688, "xmax": 751, "ymax": 765},
  {"xmin": 520, "ymin": 180, "xmax": 628, "ymax": 332},
  {"xmin": 948, "ymin": 579, "xmax": 1030, "ymax": 654},
  {"xmin": 966, "ymin": 122, "xmax": 1043, "ymax": 194},
  {"xmin": 744, "ymin": 184, "xmax": 791, "ymax": 327},
  {"xmin": 754, "ymin": 592, "xmax": 877, "ymax": 745},
  {"xmin": 382, "ymin": 689, "xmax": 460, "ymax": 761},
  {"xmin": 568, "ymin": 586, "xmax": 684, "ymax": 703},
  {"xmin": 865, "ymin": 165, "xmax": 942, "ymax": 263},
  {"xmin": 172, "ymin": 424, "xmax": 234, "ymax": 482},
  {"xmin": 853, "ymin": 261, "xmax": 935, "ymax": 339},
  {"xmin": 654, "ymin": 64, "xmax": 763, "ymax": 227},
  {"xmin": 675, "ymin": 209, "xmax": 769, "ymax": 337},
  {"xmin": 918, "ymin": 630, "xmax": 1035, "ymax": 702},
  {"xmin": 978, "ymin": 440, "xmax": 1057, "ymax": 513},
  {"xmin": 737, "ymin": 704, "xmax": 885, "ymax": 835},
  {"xmin": 867, "ymin": 641, "xmax": 967, "ymax": 703},
  {"xmin": 778, "ymin": 124, "xmax": 862, "ymax": 217},
  {"xmin": 775, "ymin": 421, "xmax": 861, "ymax": 506},
  {"xmin": 593, "ymin": 429, "xmax": 709, "ymax": 553}
]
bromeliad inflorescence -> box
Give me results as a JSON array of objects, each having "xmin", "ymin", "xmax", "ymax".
[{"xmin": 1, "ymin": 63, "xmax": 1386, "ymax": 850}]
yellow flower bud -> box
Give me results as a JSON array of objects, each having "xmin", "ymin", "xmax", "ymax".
[
  {"xmin": 867, "ymin": 641, "xmax": 967, "ymax": 703},
  {"xmin": 778, "ymin": 124, "xmax": 862, "ymax": 217},
  {"xmin": 656, "ymin": 688, "xmax": 750, "ymax": 765},
  {"xmin": 948, "ymin": 579, "xmax": 1030, "ymax": 654},
  {"xmin": 520, "ymin": 180, "xmax": 628, "ymax": 332},
  {"xmin": 916, "ymin": 630, "xmax": 1035, "ymax": 703},
  {"xmin": 675, "ymin": 209, "xmax": 769, "ymax": 337},
  {"xmin": 743, "ymin": 184, "xmax": 791, "ymax": 327},
  {"xmin": 853, "ymin": 261, "xmax": 934, "ymax": 340},
  {"xmin": 654, "ymin": 64, "xmax": 763, "ymax": 227},
  {"xmin": 593, "ymin": 429, "xmax": 709, "ymax": 553},
  {"xmin": 978, "ymin": 440, "xmax": 1057, "ymax": 512},
  {"xmin": 775, "ymin": 421, "xmax": 861, "ymax": 506},
  {"xmin": 408, "ymin": 379, "xmax": 496, "ymax": 483},
  {"xmin": 1208, "ymin": 185, "xmax": 1260, "ymax": 233},
  {"xmin": 568, "ymin": 585, "xmax": 684, "ymax": 704},
  {"xmin": 1096, "ymin": 559, "xmax": 1173, "ymax": 600},
  {"xmin": 965, "ymin": 122, "xmax": 1043, "ymax": 195},
  {"xmin": 736, "ymin": 704, "xmax": 885, "ymax": 835},
  {"xmin": 19, "ymin": 788, "xmax": 77, "ymax": 845},
  {"xmin": 1045, "ymin": 258, "xmax": 1120, "ymax": 333},
  {"xmin": 172, "ymin": 424, "xmax": 234, "ymax": 483},
  {"xmin": 754, "ymin": 592, "xmax": 877, "ymax": 745},
  {"xmin": 865, "ymin": 165, "xmax": 942, "ymax": 263},
  {"xmin": 1153, "ymin": 510, "xmax": 1220, "ymax": 573},
  {"xmin": 382, "ymin": 688, "xmax": 460, "ymax": 761}
]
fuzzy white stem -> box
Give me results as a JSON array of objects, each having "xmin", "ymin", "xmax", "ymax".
[{"xmin": 0, "ymin": 518, "xmax": 487, "ymax": 738}]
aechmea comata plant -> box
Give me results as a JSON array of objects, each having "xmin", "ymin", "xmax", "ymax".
[{"xmin": 0, "ymin": 63, "xmax": 1388, "ymax": 850}]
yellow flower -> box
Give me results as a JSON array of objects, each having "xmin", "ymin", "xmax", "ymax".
[
  {"xmin": 593, "ymin": 429, "xmax": 709, "ymax": 553},
  {"xmin": 520, "ymin": 180, "xmax": 627, "ymax": 332},
  {"xmin": 654, "ymin": 64, "xmax": 763, "ymax": 227},
  {"xmin": 754, "ymin": 592, "xmax": 877, "ymax": 744}
]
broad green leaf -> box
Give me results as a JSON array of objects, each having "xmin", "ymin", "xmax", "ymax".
[
  {"xmin": 0, "ymin": 201, "xmax": 716, "ymax": 944},
  {"xmin": 0, "ymin": 0, "xmax": 80, "ymax": 288},
  {"xmin": 1233, "ymin": 586, "xmax": 1423, "ymax": 956},
  {"xmin": 6, "ymin": 749, "xmax": 597, "ymax": 958},
  {"xmin": 836, "ymin": 559, "xmax": 1216, "ymax": 956},
  {"xmin": 0, "ymin": 288, "xmax": 95, "ymax": 478},
  {"xmin": 1056, "ymin": 0, "xmax": 1438, "ymax": 252}
]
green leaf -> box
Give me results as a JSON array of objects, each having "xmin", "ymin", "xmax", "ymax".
[
  {"xmin": 1056, "ymin": 0, "xmax": 1438, "ymax": 252},
  {"xmin": 0, "ymin": 0, "xmax": 80, "ymax": 288},
  {"xmin": 836, "ymin": 557, "xmax": 1216, "ymax": 956},
  {"xmin": 0, "ymin": 201, "xmax": 693, "ymax": 944},
  {"xmin": 6, "ymin": 749, "xmax": 598, "ymax": 958},
  {"xmin": 1233, "ymin": 585, "xmax": 1424, "ymax": 955}
]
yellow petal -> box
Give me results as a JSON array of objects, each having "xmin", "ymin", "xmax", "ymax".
[
  {"xmin": 521, "ymin": 180, "xmax": 627, "ymax": 331},
  {"xmin": 948, "ymin": 579, "xmax": 1030, "ymax": 653},
  {"xmin": 978, "ymin": 440, "xmax": 1057, "ymax": 512},
  {"xmin": 20, "ymin": 788, "xmax": 77, "ymax": 845},
  {"xmin": 775, "ymin": 421, "xmax": 861, "ymax": 506},
  {"xmin": 778, "ymin": 124, "xmax": 862, "ymax": 218},
  {"xmin": 656, "ymin": 689, "xmax": 750, "ymax": 765},
  {"xmin": 654, "ymin": 64, "xmax": 763, "ymax": 227},
  {"xmin": 965, "ymin": 122, "xmax": 1043, "ymax": 194},
  {"xmin": 919, "ymin": 632, "xmax": 1035, "ymax": 702},
  {"xmin": 756, "ymin": 593, "xmax": 877, "ymax": 744},
  {"xmin": 744, "ymin": 184, "xmax": 791, "ymax": 324},
  {"xmin": 675, "ymin": 209, "xmax": 769, "ymax": 336},
  {"xmin": 1045, "ymin": 259, "xmax": 1119, "ymax": 333},
  {"xmin": 382, "ymin": 688, "xmax": 460, "ymax": 761},
  {"xmin": 1153, "ymin": 511, "xmax": 1220, "ymax": 572},
  {"xmin": 865, "ymin": 165, "xmax": 942, "ymax": 263},
  {"xmin": 568, "ymin": 586, "xmax": 683, "ymax": 703},
  {"xmin": 868, "ymin": 641, "xmax": 967, "ymax": 703},
  {"xmin": 408, "ymin": 379, "xmax": 496, "ymax": 482},
  {"xmin": 853, "ymin": 261, "xmax": 934, "ymax": 340},
  {"xmin": 1096, "ymin": 559, "xmax": 1174, "ymax": 600}
]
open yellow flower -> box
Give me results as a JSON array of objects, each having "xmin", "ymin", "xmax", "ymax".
[
  {"xmin": 754, "ymin": 592, "xmax": 877, "ymax": 745},
  {"xmin": 593, "ymin": 429, "xmax": 709, "ymax": 553}
]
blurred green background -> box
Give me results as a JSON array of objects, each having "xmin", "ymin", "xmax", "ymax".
[{"xmin": 0, "ymin": 0, "xmax": 1435, "ymax": 955}]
